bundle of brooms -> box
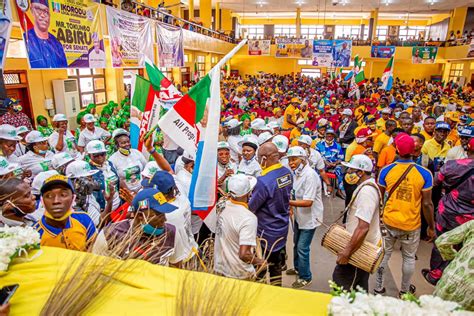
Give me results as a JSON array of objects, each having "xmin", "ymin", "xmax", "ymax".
[{"xmin": 321, "ymin": 224, "xmax": 384, "ymax": 274}]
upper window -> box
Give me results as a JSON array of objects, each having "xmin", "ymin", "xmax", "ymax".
[{"xmin": 68, "ymin": 69, "xmax": 107, "ymax": 108}]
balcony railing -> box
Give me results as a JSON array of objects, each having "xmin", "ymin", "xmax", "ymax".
[{"xmin": 105, "ymin": 1, "xmax": 236, "ymax": 43}]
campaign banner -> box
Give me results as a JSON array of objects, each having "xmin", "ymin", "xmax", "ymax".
[
  {"xmin": 156, "ymin": 23, "xmax": 184, "ymax": 68},
  {"xmin": 15, "ymin": 0, "xmax": 104, "ymax": 69},
  {"xmin": 0, "ymin": 0, "xmax": 12, "ymax": 69},
  {"xmin": 370, "ymin": 46, "xmax": 395, "ymax": 58},
  {"xmin": 467, "ymin": 39, "xmax": 474, "ymax": 58},
  {"xmin": 106, "ymin": 6, "xmax": 154, "ymax": 68},
  {"xmin": 248, "ymin": 39, "xmax": 270, "ymax": 56},
  {"xmin": 311, "ymin": 40, "xmax": 334, "ymax": 66},
  {"xmin": 412, "ymin": 46, "xmax": 438, "ymax": 64},
  {"xmin": 332, "ymin": 40, "xmax": 352, "ymax": 67},
  {"xmin": 275, "ymin": 38, "xmax": 312, "ymax": 58}
]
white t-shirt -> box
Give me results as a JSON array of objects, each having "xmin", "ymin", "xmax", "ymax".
[
  {"xmin": 175, "ymin": 170, "xmax": 202, "ymax": 235},
  {"xmin": 308, "ymin": 148, "xmax": 325, "ymax": 171},
  {"xmin": 49, "ymin": 130, "xmax": 80, "ymax": 158},
  {"xmin": 166, "ymin": 194, "xmax": 198, "ymax": 263},
  {"xmin": 293, "ymin": 163, "xmax": 323, "ymax": 230},
  {"xmin": 13, "ymin": 143, "xmax": 26, "ymax": 158},
  {"xmin": 109, "ymin": 149, "xmax": 147, "ymax": 192},
  {"xmin": 20, "ymin": 150, "xmax": 55, "ymax": 179},
  {"xmin": 83, "ymin": 194, "xmax": 101, "ymax": 227},
  {"xmin": 237, "ymin": 157, "xmax": 261, "ymax": 177},
  {"xmin": 88, "ymin": 49, "xmax": 106, "ymax": 68},
  {"xmin": 77, "ymin": 127, "xmax": 111, "ymax": 148},
  {"xmin": 96, "ymin": 162, "xmax": 121, "ymax": 210},
  {"xmin": 174, "ymin": 156, "xmax": 185, "ymax": 175},
  {"xmin": 214, "ymin": 200, "xmax": 258, "ymax": 279},
  {"xmin": 346, "ymin": 178, "xmax": 381, "ymax": 245},
  {"xmin": 446, "ymin": 145, "xmax": 467, "ymax": 161}
]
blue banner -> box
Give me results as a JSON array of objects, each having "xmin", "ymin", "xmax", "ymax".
[
  {"xmin": 312, "ymin": 39, "xmax": 352, "ymax": 67},
  {"xmin": 371, "ymin": 46, "xmax": 395, "ymax": 58}
]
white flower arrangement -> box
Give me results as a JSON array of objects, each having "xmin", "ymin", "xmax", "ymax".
[
  {"xmin": 327, "ymin": 281, "xmax": 472, "ymax": 316},
  {"xmin": 0, "ymin": 225, "xmax": 41, "ymax": 271}
]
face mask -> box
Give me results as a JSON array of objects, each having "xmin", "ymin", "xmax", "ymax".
[
  {"xmin": 142, "ymin": 224, "xmax": 165, "ymax": 236},
  {"xmin": 12, "ymin": 105, "xmax": 22, "ymax": 113},
  {"xmin": 44, "ymin": 209, "xmax": 73, "ymax": 222},
  {"xmin": 394, "ymin": 112, "xmax": 401, "ymax": 119},
  {"xmin": 294, "ymin": 162, "xmax": 305, "ymax": 177},
  {"xmin": 38, "ymin": 149, "xmax": 48, "ymax": 155},
  {"xmin": 119, "ymin": 148, "xmax": 130, "ymax": 156},
  {"xmin": 344, "ymin": 171, "xmax": 360, "ymax": 185}
]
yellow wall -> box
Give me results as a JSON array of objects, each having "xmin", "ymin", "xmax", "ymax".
[
  {"xmin": 448, "ymin": 6, "xmax": 467, "ymax": 34},
  {"xmin": 239, "ymin": 18, "xmax": 429, "ymax": 26}
]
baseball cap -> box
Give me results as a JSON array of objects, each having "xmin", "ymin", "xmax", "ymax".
[
  {"xmin": 40, "ymin": 174, "xmax": 75, "ymax": 196},
  {"xmin": 226, "ymin": 174, "xmax": 257, "ymax": 198},
  {"xmin": 258, "ymin": 132, "xmax": 273, "ymax": 145},
  {"xmin": 53, "ymin": 113, "xmax": 68, "ymax": 122},
  {"xmin": 147, "ymin": 171, "xmax": 176, "ymax": 194},
  {"xmin": 342, "ymin": 108, "xmax": 352, "ymax": 116},
  {"xmin": 296, "ymin": 118, "xmax": 305, "ymax": 126},
  {"xmin": 326, "ymin": 128, "xmax": 337, "ymax": 135},
  {"xmin": 16, "ymin": 126, "xmax": 29, "ymax": 136},
  {"xmin": 32, "ymin": 170, "xmax": 59, "ymax": 195},
  {"xmin": 239, "ymin": 134, "xmax": 259, "ymax": 150},
  {"xmin": 381, "ymin": 108, "xmax": 392, "ymax": 114},
  {"xmin": 297, "ymin": 135, "xmax": 312, "ymax": 146},
  {"xmin": 51, "ymin": 152, "xmax": 75, "ymax": 169},
  {"xmin": 217, "ymin": 141, "xmax": 230, "ymax": 150},
  {"xmin": 272, "ymin": 135, "xmax": 289, "ymax": 153},
  {"xmin": 86, "ymin": 140, "xmax": 107, "ymax": 154},
  {"xmin": 445, "ymin": 111, "xmax": 460, "ymax": 122},
  {"xmin": 0, "ymin": 124, "xmax": 22, "ymax": 141},
  {"xmin": 2, "ymin": 98, "xmax": 19, "ymax": 108},
  {"xmin": 459, "ymin": 126, "xmax": 474, "ymax": 138},
  {"xmin": 394, "ymin": 133, "xmax": 415, "ymax": 156},
  {"xmin": 132, "ymin": 188, "xmax": 177, "ymax": 214},
  {"xmin": 355, "ymin": 128, "xmax": 373, "ymax": 143},
  {"xmin": 225, "ymin": 119, "xmax": 242, "ymax": 129},
  {"xmin": 83, "ymin": 114, "xmax": 96, "ymax": 123},
  {"xmin": 266, "ymin": 121, "xmax": 280, "ymax": 130},
  {"xmin": 25, "ymin": 130, "xmax": 48, "ymax": 144},
  {"xmin": 182, "ymin": 150, "xmax": 195, "ymax": 162},
  {"xmin": 287, "ymin": 146, "xmax": 307, "ymax": 158},
  {"xmin": 291, "ymin": 97, "xmax": 300, "ymax": 104},
  {"xmin": 365, "ymin": 115, "xmax": 376, "ymax": 123},
  {"xmin": 65, "ymin": 160, "xmax": 99, "ymax": 178},
  {"xmin": 342, "ymin": 154, "xmax": 373, "ymax": 172},
  {"xmin": 0, "ymin": 157, "xmax": 20, "ymax": 176},
  {"xmin": 141, "ymin": 161, "xmax": 161, "ymax": 179},
  {"xmin": 250, "ymin": 118, "xmax": 267, "ymax": 130},
  {"xmin": 435, "ymin": 122, "xmax": 451, "ymax": 131},
  {"xmin": 112, "ymin": 128, "xmax": 129, "ymax": 139}
]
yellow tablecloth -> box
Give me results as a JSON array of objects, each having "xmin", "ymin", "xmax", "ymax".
[{"xmin": 0, "ymin": 247, "xmax": 331, "ymax": 315}]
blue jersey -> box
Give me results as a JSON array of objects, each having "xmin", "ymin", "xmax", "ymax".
[
  {"xmin": 249, "ymin": 163, "xmax": 292, "ymax": 252},
  {"xmin": 316, "ymin": 140, "xmax": 344, "ymax": 163},
  {"xmin": 25, "ymin": 29, "xmax": 68, "ymax": 68}
]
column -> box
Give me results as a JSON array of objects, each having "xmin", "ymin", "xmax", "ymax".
[
  {"xmin": 369, "ymin": 8, "xmax": 378, "ymax": 41},
  {"xmin": 200, "ymin": 0, "xmax": 212, "ymax": 29},
  {"xmin": 221, "ymin": 9, "xmax": 232, "ymax": 32},
  {"xmin": 164, "ymin": 0, "xmax": 181, "ymax": 18},
  {"xmin": 447, "ymin": 6, "xmax": 467, "ymax": 37},
  {"xmin": 188, "ymin": 0, "xmax": 194, "ymax": 21},
  {"xmin": 296, "ymin": 8, "xmax": 301, "ymax": 38},
  {"xmin": 215, "ymin": 2, "xmax": 220, "ymax": 31}
]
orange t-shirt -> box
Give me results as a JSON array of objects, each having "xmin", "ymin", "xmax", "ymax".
[{"xmin": 377, "ymin": 145, "xmax": 397, "ymax": 168}]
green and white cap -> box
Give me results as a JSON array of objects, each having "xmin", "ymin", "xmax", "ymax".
[
  {"xmin": 341, "ymin": 154, "xmax": 373, "ymax": 172},
  {"xmin": 217, "ymin": 141, "xmax": 230, "ymax": 150},
  {"xmin": 51, "ymin": 152, "xmax": 75, "ymax": 169},
  {"xmin": 286, "ymin": 146, "xmax": 307, "ymax": 158},
  {"xmin": 0, "ymin": 124, "xmax": 21, "ymax": 141},
  {"xmin": 25, "ymin": 130, "xmax": 48, "ymax": 144},
  {"xmin": 66, "ymin": 160, "xmax": 99, "ymax": 178},
  {"xmin": 227, "ymin": 174, "xmax": 257, "ymax": 198},
  {"xmin": 0, "ymin": 156, "xmax": 20, "ymax": 176},
  {"xmin": 86, "ymin": 140, "xmax": 107, "ymax": 154},
  {"xmin": 53, "ymin": 113, "xmax": 68, "ymax": 122},
  {"xmin": 272, "ymin": 135, "xmax": 289, "ymax": 153},
  {"xmin": 16, "ymin": 126, "xmax": 29, "ymax": 135},
  {"xmin": 112, "ymin": 128, "xmax": 130, "ymax": 139},
  {"xmin": 141, "ymin": 161, "xmax": 161, "ymax": 178}
]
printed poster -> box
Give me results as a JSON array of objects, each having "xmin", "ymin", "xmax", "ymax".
[
  {"xmin": 412, "ymin": 46, "xmax": 438, "ymax": 64},
  {"xmin": 248, "ymin": 39, "xmax": 270, "ymax": 56},
  {"xmin": 106, "ymin": 6, "xmax": 154, "ymax": 68},
  {"xmin": 275, "ymin": 38, "xmax": 312, "ymax": 58},
  {"xmin": 332, "ymin": 40, "xmax": 352, "ymax": 67},
  {"xmin": 15, "ymin": 0, "xmax": 105, "ymax": 69},
  {"xmin": 467, "ymin": 39, "xmax": 474, "ymax": 58},
  {"xmin": 156, "ymin": 23, "xmax": 184, "ymax": 68},
  {"xmin": 370, "ymin": 46, "xmax": 395, "ymax": 58},
  {"xmin": 312, "ymin": 40, "xmax": 333, "ymax": 66},
  {"xmin": 0, "ymin": 0, "xmax": 12, "ymax": 69}
]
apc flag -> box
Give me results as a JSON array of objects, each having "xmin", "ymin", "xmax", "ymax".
[{"xmin": 381, "ymin": 56, "xmax": 394, "ymax": 91}]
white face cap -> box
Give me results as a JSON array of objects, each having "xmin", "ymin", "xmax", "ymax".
[
  {"xmin": 66, "ymin": 160, "xmax": 99, "ymax": 178},
  {"xmin": 342, "ymin": 109, "xmax": 353, "ymax": 116},
  {"xmin": 83, "ymin": 114, "xmax": 96, "ymax": 123},
  {"xmin": 250, "ymin": 118, "xmax": 266, "ymax": 130},
  {"xmin": 141, "ymin": 161, "xmax": 161, "ymax": 178},
  {"xmin": 258, "ymin": 132, "xmax": 273, "ymax": 145},
  {"xmin": 297, "ymin": 135, "xmax": 312, "ymax": 146},
  {"xmin": 182, "ymin": 150, "xmax": 196, "ymax": 161},
  {"xmin": 25, "ymin": 130, "xmax": 48, "ymax": 144},
  {"xmin": 226, "ymin": 174, "xmax": 257, "ymax": 198},
  {"xmin": 286, "ymin": 146, "xmax": 307, "ymax": 158},
  {"xmin": 217, "ymin": 141, "xmax": 230, "ymax": 150},
  {"xmin": 53, "ymin": 113, "xmax": 68, "ymax": 122},
  {"xmin": 16, "ymin": 126, "xmax": 29, "ymax": 136},
  {"xmin": 238, "ymin": 134, "xmax": 259, "ymax": 149},
  {"xmin": 341, "ymin": 154, "xmax": 373, "ymax": 172},
  {"xmin": 225, "ymin": 119, "xmax": 242, "ymax": 129},
  {"xmin": 31, "ymin": 170, "xmax": 59, "ymax": 195},
  {"xmin": 0, "ymin": 157, "xmax": 19, "ymax": 176},
  {"xmin": 0, "ymin": 124, "xmax": 22, "ymax": 141},
  {"xmin": 112, "ymin": 128, "xmax": 130, "ymax": 139},
  {"xmin": 272, "ymin": 135, "xmax": 289, "ymax": 153},
  {"xmin": 86, "ymin": 140, "xmax": 107, "ymax": 154},
  {"xmin": 51, "ymin": 152, "xmax": 75, "ymax": 169}
]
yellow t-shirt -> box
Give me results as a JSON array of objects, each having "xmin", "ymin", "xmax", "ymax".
[
  {"xmin": 345, "ymin": 141, "xmax": 359, "ymax": 162},
  {"xmin": 378, "ymin": 161, "xmax": 433, "ymax": 231},
  {"xmin": 420, "ymin": 130, "xmax": 433, "ymax": 141},
  {"xmin": 376, "ymin": 118, "xmax": 388, "ymax": 131},
  {"xmin": 446, "ymin": 129, "xmax": 459, "ymax": 148},
  {"xmin": 373, "ymin": 133, "xmax": 391, "ymax": 154},
  {"xmin": 421, "ymin": 139, "xmax": 451, "ymax": 160},
  {"xmin": 290, "ymin": 128, "xmax": 302, "ymax": 143},
  {"xmin": 282, "ymin": 105, "xmax": 296, "ymax": 130}
]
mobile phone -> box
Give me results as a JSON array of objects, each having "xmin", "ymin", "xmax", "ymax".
[{"xmin": 0, "ymin": 284, "xmax": 19, "ymax": 305}]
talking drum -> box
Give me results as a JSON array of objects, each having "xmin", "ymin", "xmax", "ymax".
[{"xmin": 321, "ymin": 224, "xmax": 384, "ymax": 274}]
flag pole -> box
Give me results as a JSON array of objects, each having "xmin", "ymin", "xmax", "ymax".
[{"xmin": 209, "ymin": 39, "xmax": 248, "ymax": 76}]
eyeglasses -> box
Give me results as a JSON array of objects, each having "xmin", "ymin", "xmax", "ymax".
[{"xmin": 92, "ymin": 153, "xmax": 106, "ymax": 158}]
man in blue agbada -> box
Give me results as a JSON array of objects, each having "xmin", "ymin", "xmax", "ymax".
[{"xmin": 24, "ymin": 0, "xmax": 67, "ymax": 68}]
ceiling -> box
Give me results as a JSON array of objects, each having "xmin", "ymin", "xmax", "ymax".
[{"xmin": 207, "ymin": 0, "xmax": 472, "ymax": 15}]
